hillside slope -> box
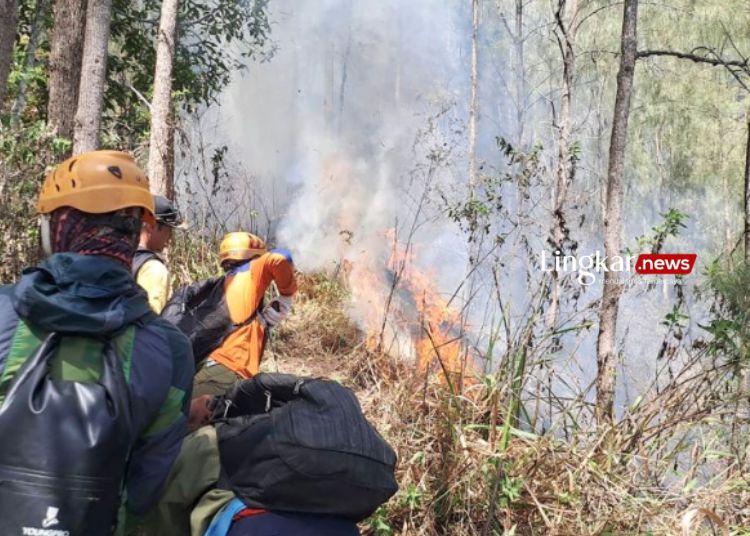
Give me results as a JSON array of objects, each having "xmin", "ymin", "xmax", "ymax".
[{"xmin": 264, "ymin": 273, "xmax": 749, "ymax": 536}]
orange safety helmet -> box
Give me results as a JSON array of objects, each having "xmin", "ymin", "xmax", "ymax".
[
  {"xmin": 219, "ymin": 232, "xmax": 267, "ymax": 263},
  {"xmin": 37, "ymin": 150, "xmax": 154, "ymax": 218}
]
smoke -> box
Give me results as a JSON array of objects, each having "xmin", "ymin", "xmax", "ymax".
[
  {"xmin": 218, "ymin": 0, "xmax": 464, "ymax": 255},
  {"xmin": 183, "ymin": 0, "xmax": 745, "ymax": 425},
  {"xmin": 211, "ymin": 0, "xmax": 473, "ymax": 336}
]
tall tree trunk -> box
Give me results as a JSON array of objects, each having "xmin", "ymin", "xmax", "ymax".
[
  {"xmin": 73, "ymin": 0, "xmax": 112, "ymax": 154},
  {"xmin": 48, "ymin": 0, "xmax": 87, "ymax": 144},
  {"xmin": 514, "ymin": 0, "xmax": 526, "ymax": 148},
  {"xmin": 595, "ymin": 0, "xmax": 638, "ymax": 426},
  {"xmin": 148, "ymin": 0, "xmax": 180, "ymax": 196},
  {"xmin": 547, "ymin": 0, "xmax": 579, "ymax": 330},
  {"xmin": 11, "ymin": 0, "xmax": 49, "ymax": 125},
  {"xmin": 0, "ymin": 0, "xmax": 19, "ymax": 107},
  {"xmin": 468, "ymin": 0, "xmax": 479, "ymax": 191},
  {"xmin": 459, "ymin": 0, "xmax": 481, "ymax": 395},
  {"xmin": 744, "ymin": 109, "xmax": 750, "ymax": 263},
  {"xmin": 512, "ymin": 0, "xmax": 530, "ymax": 223}
]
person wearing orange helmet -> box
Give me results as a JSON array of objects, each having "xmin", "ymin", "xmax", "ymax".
[
  {"xmin": 0, "ymin": 151, "xmax": 194, "ymax": 535},
  {"xmin": 192, "ymin": 231, "xmax": 297, "ymax": 397}
]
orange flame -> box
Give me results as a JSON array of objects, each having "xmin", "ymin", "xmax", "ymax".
[{"xmin": 347, "ymin": 228, "xmax": 477, "ymax": 387}]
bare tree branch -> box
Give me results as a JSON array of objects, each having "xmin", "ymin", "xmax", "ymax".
[
  {"xmin": 637, "ymin": 49, "xmax": 749, "ymax": 70},
  {"xmin": 637, "ymin": 47, "xmax": 750, "ymax": 92}
]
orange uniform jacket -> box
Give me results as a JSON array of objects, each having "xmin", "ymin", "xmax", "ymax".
[{"xmin": 208, "ymin": 249, "xmax": 297, "ymax": 378}]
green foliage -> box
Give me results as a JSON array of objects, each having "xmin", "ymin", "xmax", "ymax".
[
  {"xmin": 177, "ymin": 0, "xmax": 272, "ymax": 108},
  {"xmin": 399, "ymin": 483, "xmax": 424, "ymax": 510},
  {"xmin": 661, "ymin": 302, "xmax": 689, "ymax": 329},
  {"xmin": 105, "ymin": 0, "xmax": 271, "ymax": 150},
  {"xmin": 365, "ymin": 506, "xmax": 394, "ymax": 535},
  {"xmin": 482, "ymin": 457, "xmax": 524, "ymax": 512},
  {"xmin": 0, "ymin": 119, "xmax": 47, "ymax": 167},
  {"xmin": 8, "ymin": 40, "xmax": 48, "ymax": 115},
  {"xmin": 0, "ymin": 120, "xmax": 65, "ymax": 283},
  {"xmin": 6, "ymin": 0, "xmax": 53, "ymax": 124},
  {"xmin": 702, "ymin": 260, "xmax": 750, "ymax": 370},
  {"xmin": 169, "ymin": 231, "xmax": 220, "ymax": 286},
  {"xmin": 497, "ymin": 475, "xmax": 523, "ymax": 508},
  {"xmin": 441, "ymin": 138, "xmax": 544, "ymax": 251},
  {"xmin": 634, "ymin": 208, "xmax": 689, "ymax": 254},
  {"xmin": 5, "ymin": 0, "xmax": 271, "ymax": 152},
  {"xmin": 209, "ymin": 145, "xmax": 229, "ymax": 195}
]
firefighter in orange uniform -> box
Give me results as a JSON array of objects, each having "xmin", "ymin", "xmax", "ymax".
[{"xmin": 192, "ymin": 232, "xmax": 298, "ymax": 397}]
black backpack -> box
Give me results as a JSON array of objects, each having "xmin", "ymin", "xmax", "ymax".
[
  {"xmin": 161, "ymin": 276, "xmax": 261, "ymax": 367},
  {"xmin": 0, "ymin": 330, "xmax": 134, "ymax": 535},
  {"xmin": 213, "ymin": 373, "xmax": 399, "ymax": 522}
]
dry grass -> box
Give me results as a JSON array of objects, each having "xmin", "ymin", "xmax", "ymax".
[{"xmin": 268, "ymin": 272, "xmax": 750, "ymax": 536}]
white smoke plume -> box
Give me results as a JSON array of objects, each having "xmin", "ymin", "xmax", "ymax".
[
  {"xmin": 210, "ymin": 0, "xmax": 472, "ymax": 335},
  {"xmin": 180, "ymin": 0, "xmax": 744, "ymax": 426}
]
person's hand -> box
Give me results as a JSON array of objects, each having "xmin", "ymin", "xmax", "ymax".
[{"xmin": 262, "ymin": 294, "xmax": 293, "ymax": 327}]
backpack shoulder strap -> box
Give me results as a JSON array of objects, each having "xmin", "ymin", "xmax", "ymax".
[
  {"xmin": 204, "ymin": 498, "xmax": 248, "ymax": 536},
  {"xmin": 234, "ymin": 296, "xmax": 264, "ymax": 328},
  {"xmin": 132, "ymin": 249, "xmax": 164, "ymax": 278},
  {"xmin": 193, "ymin": 275, "xmax": 227, "ymax": 302}
]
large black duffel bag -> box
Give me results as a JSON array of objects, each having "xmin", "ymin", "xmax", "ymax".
[{"xmin": 213, "ymin": 373, "xmax": 398, "ymax": 522}]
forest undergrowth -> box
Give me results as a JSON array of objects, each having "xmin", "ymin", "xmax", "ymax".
[
  {"xmin": 2, "ymin": 128, "xmax": 749, "ymax": 536},
  {"xmin": 258, "ymin": 270, "xmax": 750, "ymax": 536}
]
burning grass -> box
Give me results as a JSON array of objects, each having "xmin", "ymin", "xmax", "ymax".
[{"xmin": 270, "ymin": 272, "xmax": 750, "ymax": 536}]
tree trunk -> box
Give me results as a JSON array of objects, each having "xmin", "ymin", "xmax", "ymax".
[
  {"xmin": 595, "ymin": 0, "xmax": 639, "ymax": 426},
  {"xmin": 744, "ymin": 109, "xmax": 750, "ymax": 263},
  {"xmin": 468, "ymin": 0, "xmax": 479, "ymax": 191},
  {"xmin": 547, "ymin": 0, "xmax": 579, "ymax": 330},
  {"xmin": 11, "ymin": 0, "xmax": 49, "ymax": 125},
  {"xmin": 0, "ymin": 0, "xmax": 18, "ymax": 107},
  {"xmin": 459, "ymin": 0, "xmax": 481, "ymax": 396},
  {"xmin": 514, "ymin": 0, "xmax": 526, "ymax": 148},
  {"xmin": 48, "ymin": 0, "xmax": 87, "ymax": 144},
  {"xmin": 147, "ymin": 0, "xmax": 180, "ymax": 196},
  {"xmin": 73, "ymin": 0, "xmax": 112, "ymax": 154}
]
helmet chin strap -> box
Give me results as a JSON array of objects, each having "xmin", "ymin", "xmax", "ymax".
[{"xmin": 39, "ymin": 215, "xmax": 53, "ymax": 255}]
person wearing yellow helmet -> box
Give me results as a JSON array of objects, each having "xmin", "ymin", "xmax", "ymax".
[
  {"xmin": 0, "ymin": 151, "xmax": 194, "ymax": 535},
  {"xmin": 191, "ymin": 231, "xmax": 297, "ymax": 397},
  {"xmin": 133, "ymin": 195, "xmax": 187, "ymax": 314}
]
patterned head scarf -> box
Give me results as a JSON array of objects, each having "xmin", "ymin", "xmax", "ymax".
[{"xmin": 49, "ymin": 206, "xmax": 142, "ymax": 269}]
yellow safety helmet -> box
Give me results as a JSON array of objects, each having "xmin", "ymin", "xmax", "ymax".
[
  {"xmin": 37, "ymin": 150, "xmax": 154, "ymax": 218},
  {"xmin": 219, "ymin": 232, "xmax": 267, "ymax": 263}
]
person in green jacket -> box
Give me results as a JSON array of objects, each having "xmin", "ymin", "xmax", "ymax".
[{"xmin": 0, "ymin": 151, "xmax": 194, "ymax": 534}]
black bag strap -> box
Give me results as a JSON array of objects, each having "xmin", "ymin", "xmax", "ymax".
[
  {"xmin": 233, "ymin": 296, "xmax": 264, "ymax": 328},
  {"xmin": 205, "ymin": 297, "xmax": 264, "ymax": 372},
  {"xmin": 132, "ymin": 249, "xmax": 164, "ymax": 278}
]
